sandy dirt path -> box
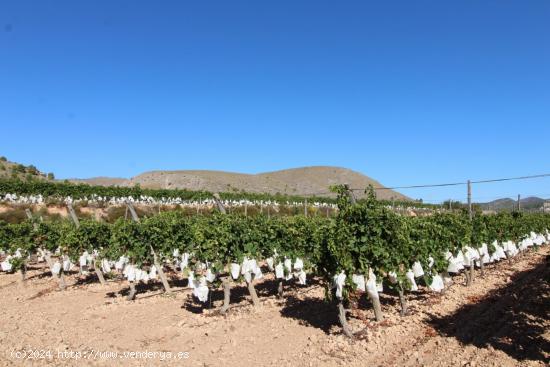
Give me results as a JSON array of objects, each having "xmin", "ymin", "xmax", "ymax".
[{"xmin": 0, "ymin": 247, "xmax": 548, "ymax": 367}]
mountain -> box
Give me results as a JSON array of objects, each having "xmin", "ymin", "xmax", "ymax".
[
  {"xmin": 0, "ymin": 156, "xmax": 53, "ymax": 181},
  {"xmin": 478, "ymin": 196, "xmax": 547, "ymax": 211},
  {"xmin": 80, "ymin": 166, "xmax": 409, "ymax": 201},
  {"xmin": 0, "ymin": 155, "xmax": 408, "ymax": 201},
  {"xmin": 70, "ymin": 177, "xmax": 127, "ymax": 186}
]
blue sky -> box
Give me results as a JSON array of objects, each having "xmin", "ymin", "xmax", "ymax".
[{"xmin": 1, "ymin": 1, "xmax": 549, "ymax": 203}]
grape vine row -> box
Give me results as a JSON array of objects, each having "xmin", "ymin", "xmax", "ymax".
[{"xmin": 1, "ymin": 186, "xmax": 548, "ymax": 338}]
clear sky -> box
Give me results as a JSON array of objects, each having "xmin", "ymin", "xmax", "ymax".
[{"xmin": 1, "ymin": 1, "xmax": 549, "ymax": 203}]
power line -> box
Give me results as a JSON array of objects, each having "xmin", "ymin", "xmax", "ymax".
[
  {"xmin": 349, "ymin": 172, "xmax": 550, "ymax": 191},
  {"xmin": 361, "ymin": 181, "xmax": 465, "ymax": 191},
  {"xmin": 471, "ymin": 173, "xmax": 550, "ymax": 185}
]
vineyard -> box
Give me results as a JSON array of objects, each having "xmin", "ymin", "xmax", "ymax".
[
  {"xmin": 0, "ymin": 177, "xmax": 437, "ymax": 210},
  {"xmin": 1, "ymin": 185, "xmax": 549, "ymax": 346}
]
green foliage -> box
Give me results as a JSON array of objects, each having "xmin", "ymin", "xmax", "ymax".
[
  {"xmin": 0, "ymin": 177, "xmax": 437, "ymax": 209},
  {"xmin": 60, "ymin": 220, "xmax": 111, "ymax": 262},
  {"xmin": 319, "ymin": 185, "xmax": 550, "ymax": 299},
  {"xmin": 0, "ymin": 178, "xmax": 209, "ymax": 202},
  {"xmin": 26, "ymin": 165, "xmax": 39, "ymax": 175},
  {"xmin": 13, "ymin": 164, "xmax": 26, "ymax": 174},
  {"xmin": 4, "ymin": 222, "xmax": 33, "ymax": 270},
  {"xmin": 322, "ymin": 186, "xmax": 413, "ymax": 294},
  {"xmin": 0, "ymin": 208, "xmax": 28, "ymax": 224},
  {"xmin": 34, "ymin": 221, "xmax": 65, "ymax": 253},
  {"xmin": 1, "ymin": 196, "xmax": 549, "ymax": 300}
]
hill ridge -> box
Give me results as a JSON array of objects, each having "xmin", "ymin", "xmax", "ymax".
[{"xmin": 111, "ymin": 166, "xmax": 407, "ymax": 200}]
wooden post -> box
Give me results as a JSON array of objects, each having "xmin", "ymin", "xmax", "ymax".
[
  {"xmin": 517, "ymin": 194, "xmax": 521, "ymax": 212},
  {"xmin": 58, "ymin": 269, "xmax": 67, "ymax": 290},
  {"xmin": 127, "ymin": 281, "xmax": 136, "ymax": 300},
  {"xmin": 67, "ymin": 203, "xmax": 80, "ymax": 227},
  {"xmin": 304, "ymin": 198, "xmax": 308, "ymax": 217},
  {"xmin": 94, "ymin": 260, "xmax": 106, "ymax": 285},
  {"xmin": 397, "ymin": 284, "xmax": 408, "ymax": 316},
  {"xmin": 150, "ymin": 245, "xmax": 172, "ymax": 294},
  {"xmin": 220, "ymin": 277, "xmax": 232, "ymax": 314},
  {"xmin": 246, "ymin": 279, "xmax": 260, "ymax": 307},
  {"xmin": 212, "ymin": 193, "xmax": 226, "ymax": 214},
  {"xmin": 338, "ymin": 300, "xmax": 353, "ymax": 338},
  {"xmin": 25, "ymin": 209, "xmax": 39, "ymax": 232},
  {"xmin": 244, "ymin": 202, "xmax": 248, "ymax": 217},
  {"xmin": 367, "ymin": 289, "xmax": 384, "ymax": 322},
  {"xmin": 467, "ymin": 180, "xmax": 472, "ymax": 220},
  {"xmin": 125, "ymin": 201, "xmax": 140, "ymax": 222},
  {"xmin": 345, "ymin": 184, "xmax": 356, "ymax": 205}
]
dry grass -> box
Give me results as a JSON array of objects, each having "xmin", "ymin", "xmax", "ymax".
[{"xmin": 83, "ymin": 166, "xmax": 409, "ymax": 201}]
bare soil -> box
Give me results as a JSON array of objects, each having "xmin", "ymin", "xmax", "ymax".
[
  {"xmin": 0, "ymin": 247, "xmax": 548, "ymax": 367},
  {"xmin": 91, "ymin": 166, "xmax": 408, "ymax": 200}
]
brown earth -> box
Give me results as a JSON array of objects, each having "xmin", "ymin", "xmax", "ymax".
[
  {"xmin": 2, "ymin": 157, "xmax": 408, "ymax": 200},
  {"xmin": 69, "ymin": 177, "xmax": 127, "ymax": 187},
  {"xmin": 0, "ymin": 247, "xmax": 548, "ymax": 367},
  {"xmin": 0, "ymin": 159, "xmax": 50, "ymax": 181},
  {"xmin": 77, "ymin": 166, "xmax": 409, "ymax": 201}
]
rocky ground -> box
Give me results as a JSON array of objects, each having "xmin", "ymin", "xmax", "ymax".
[{"xmin": 0, "ymin": 247, "xmax": 548, "ymax": 367}]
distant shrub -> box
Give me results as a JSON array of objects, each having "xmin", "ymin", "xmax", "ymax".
[
  {"xmin": 106, "ymin": 206, "xmax": 128, "ymax": 223},
  {"xmin": 13, "ymin": 164, "xmax": 26, "ymax": 174},
  {"xmin": 26, "ymin": 165, "xmax": 39, "ymax": 175},
  {"xmin": 47, "ymin": 172, "xmax": 55, "ymax": 180},
  {"xmin": 74, "ymin": 206, "xmax": 92, "ymax": 219},
  {"xmin": 0, "ymin": 209, "xmax": 27, "ymax": 224},
  {"xmin": 0, "ymin": 156, "xmax": 6, "ymax": 162},
  {"xmin": 75, "ymin": 200, "xmax": 89, "ymax": 208},
  {"xmin": 44, "ymin": 197, "xmax": 65, "ymax": 206}
]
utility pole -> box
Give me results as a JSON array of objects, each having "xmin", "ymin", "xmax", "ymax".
[{"xmin": 467, "ymin": 180, "xmax": 472, "ymax": 220}]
